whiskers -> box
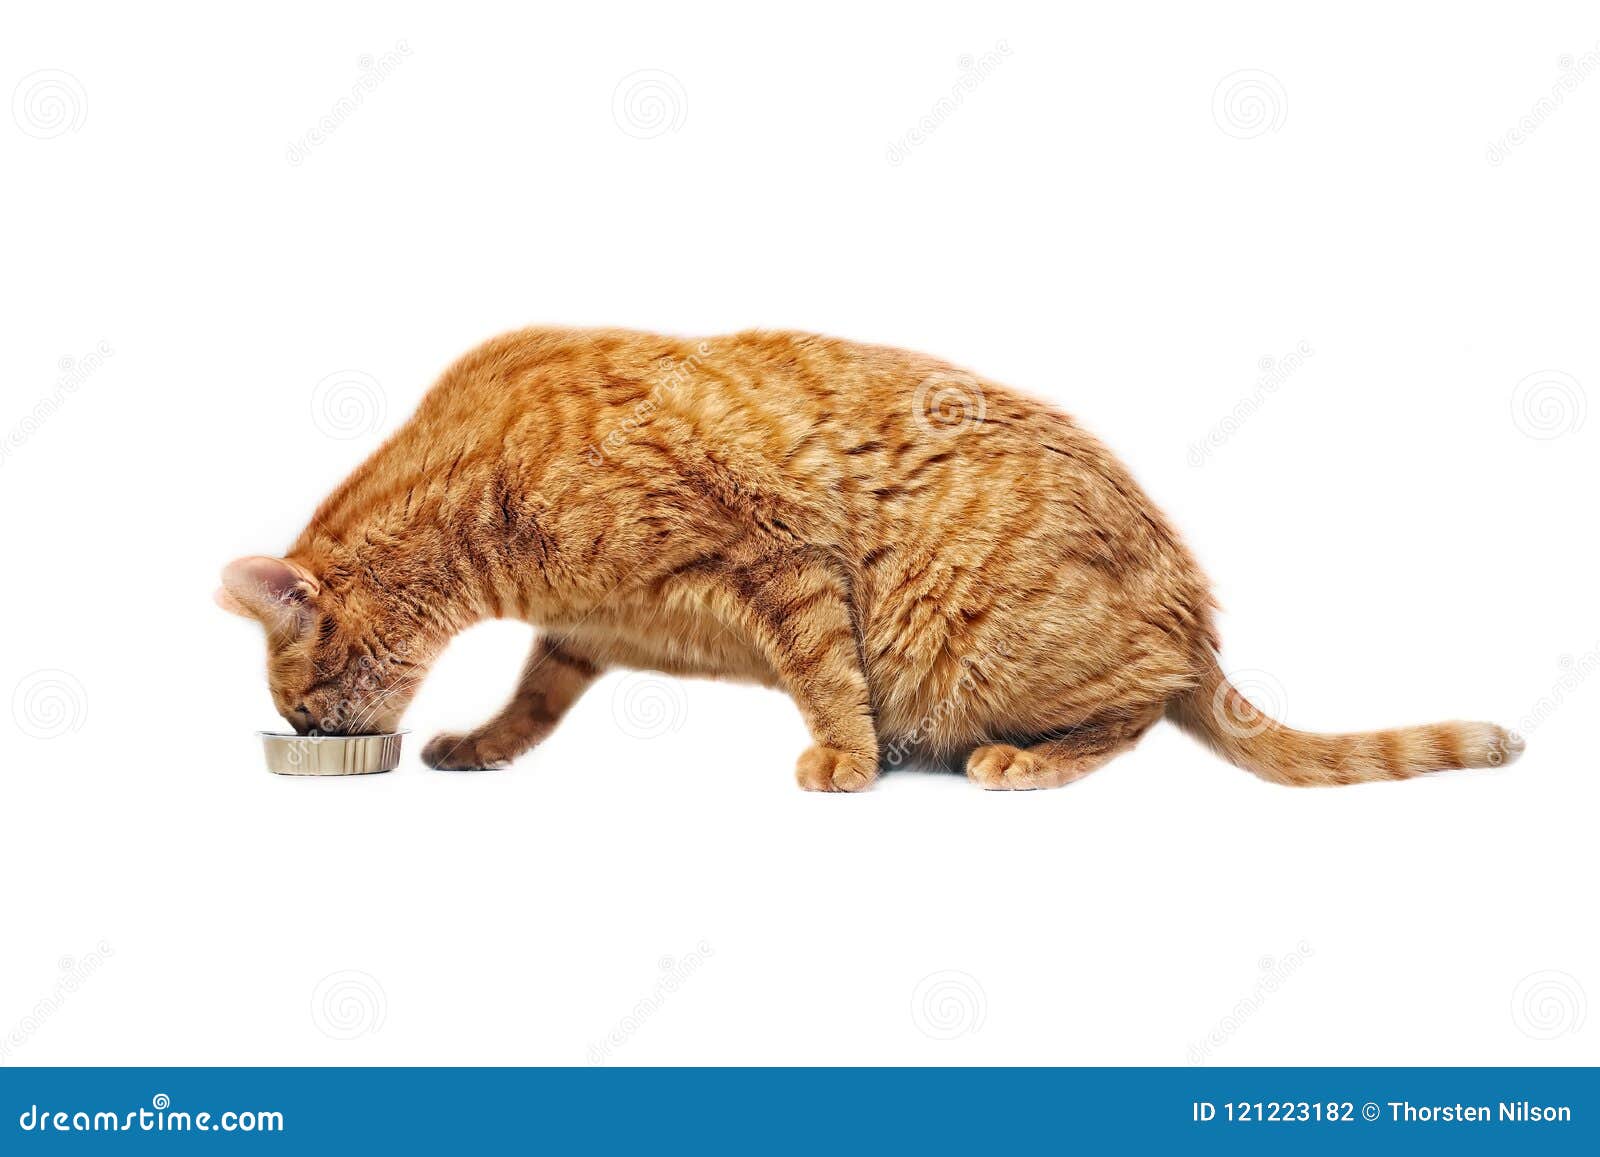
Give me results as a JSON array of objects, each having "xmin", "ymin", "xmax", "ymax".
[{"xmin": 324, "ymin": 674, "xmax": 419, "ymax": 736}]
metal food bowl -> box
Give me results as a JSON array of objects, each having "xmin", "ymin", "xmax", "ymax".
[{"xmin": 259, "ymin": 731, "xmax": 405, "ymax": 776}]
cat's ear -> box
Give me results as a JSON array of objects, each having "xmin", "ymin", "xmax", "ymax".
[
  {"xmin": 213, "ymin": 586, "xmax": 253, "ymax": 618},
  {"xmin": 218, "ymin": 556, "xmax": 320, "ymax": 633}
]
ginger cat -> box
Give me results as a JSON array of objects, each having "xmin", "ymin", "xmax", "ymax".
[{"xmin": 217, "ymin": 327, "xmax": 1521, "ymax": 790}]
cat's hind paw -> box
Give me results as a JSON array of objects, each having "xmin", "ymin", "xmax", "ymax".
[
  {"xmin": 795, "ymin": 745, "xmax": 878, "ymax": 793},
  {"xmin": 966, "ymin": 744, "xmax": 1044, "ymax": 789}
]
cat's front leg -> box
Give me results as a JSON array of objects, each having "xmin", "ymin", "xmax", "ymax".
[
  {"xmin": 421, "ymin": 635, "xmax": 602, "ymax": 770},
  {"xmin": 701, "ymin": 550, "xmax": 879, "ymax": 792}
]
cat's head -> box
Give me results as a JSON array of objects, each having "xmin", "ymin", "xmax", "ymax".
[{"xmin": 216, "ymin": 555, "xmax": 421, "ymax": 736}]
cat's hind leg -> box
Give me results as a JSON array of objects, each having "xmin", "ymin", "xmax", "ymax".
[
  {"xmin": 422, "ymin": 635, "xmax": 602, "ymax": 770},
  {"xmin": 965, "ymin": 708, "xmax": 1159, "ymax": 791}
]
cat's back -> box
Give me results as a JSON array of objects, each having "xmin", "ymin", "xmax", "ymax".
[
  {"xmin": 416, "ymin": 327, "xmax": 1173, "ymax": 552},
  {"xmin": 424, "ymin": 325, "xmax": 957, "ymax": 414}
]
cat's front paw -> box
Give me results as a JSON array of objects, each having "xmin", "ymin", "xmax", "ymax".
[
  {"xmin": 421, "ymin": 731, "xmax": 515, "ymax": 771},
  {"xmin": 795, "ymin": 745, "xmax": 878, "ymax": 793}
]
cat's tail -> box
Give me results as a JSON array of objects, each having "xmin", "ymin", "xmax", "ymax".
[{"xmin": 1166, "ymin": 656, "xmax": 1523, "ymax": 786}]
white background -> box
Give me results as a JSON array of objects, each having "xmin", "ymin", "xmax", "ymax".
[{"xmin": 1, "ymin": 1, "xmax": 1594, "ymax": 1067}]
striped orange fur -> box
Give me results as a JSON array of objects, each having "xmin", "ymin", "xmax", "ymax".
[{"xmin": 218, "ymin": 327, "xmax": 1522, "ymax": 790}]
